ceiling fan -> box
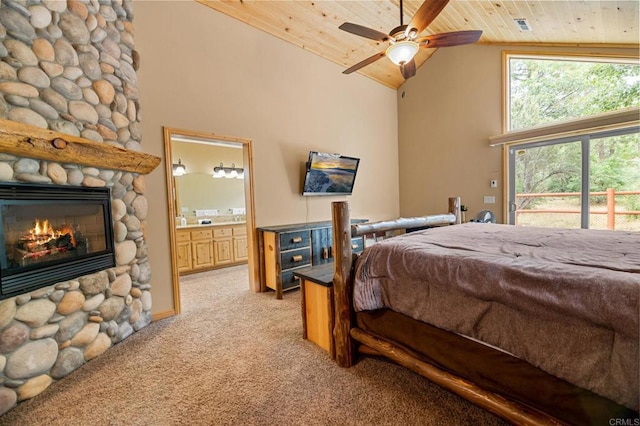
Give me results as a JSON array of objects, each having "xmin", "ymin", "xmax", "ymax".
[{"xmin": 340, "ymin": 0, "xmax": 482, "ymax": 80}]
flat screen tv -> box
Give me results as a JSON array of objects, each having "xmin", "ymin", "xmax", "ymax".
[{"xmin": 302, "ymin": 152, "xmax": 360, "ymax": 196}]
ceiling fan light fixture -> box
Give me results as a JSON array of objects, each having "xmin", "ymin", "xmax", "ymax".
[{"xmin": 386, "ymin": 40, "xmax": 419, "ymax": 65}]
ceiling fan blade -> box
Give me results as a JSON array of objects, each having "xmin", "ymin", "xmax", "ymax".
[
  {"xmin": 339, "ymin": 22, "xmax": 389, "ymax": 42},
  {"xmin": 400, "ymin": 59, "xmax": 416, "ymax": 80},
  {"xmin": 406, "ymin": 0, "xmax": 450, "ymax": 36},
  {"xmin": 417, "ymin": 30, "xmax": 483, "ymax": 48},
  {"xmin": 343, "ymin": 51, "xmax": 386, "ymax": 74}
]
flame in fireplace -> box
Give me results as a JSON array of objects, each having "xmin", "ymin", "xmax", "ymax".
[
  {"xmin": 24, "ymin": 219, "xmax": 77, "ymax": 255},
  {"xmin": 33, "ymin": 219, "xmax": 52, "ymax": 238}
]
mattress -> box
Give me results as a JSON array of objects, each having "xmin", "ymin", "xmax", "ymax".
[{"xmin": 352, "ymin": 223, "xmax": 640, "ymax": 410}]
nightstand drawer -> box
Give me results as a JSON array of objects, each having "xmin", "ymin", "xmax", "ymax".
[
  {"xmin": 279, "ymin": 230, "xmax": 310, "ymax": 251},
  {"xmin": 281, "ymin": 247, "xmax": 311, "ymax": 270},
  {"xmin": 191, "ymin": 229, "xmax": 212, "ymax": 240}
]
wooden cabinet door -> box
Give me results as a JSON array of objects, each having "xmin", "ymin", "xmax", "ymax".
[
  {"xmin": 176, "ymin": 241, "xmax": 192, "ymax": 273},
  {"xmin": 213, "ymin": 239, "xmax": 232, "ymax": 265},
  {"xmin": 233, "ymin": 236, "xmax": 248, "ymax": 262},
  {"xmin": 192, "ymin": 240, "xmax": 214, "ymax": 269},
  {"xmin": 311, "ymin": 227, "xmax": 332, "ymax": 264}
]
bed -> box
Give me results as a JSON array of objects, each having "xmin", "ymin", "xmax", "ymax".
[{"xmin": 330, "ymin": 199, "xmax": 639, "ymax": 425}]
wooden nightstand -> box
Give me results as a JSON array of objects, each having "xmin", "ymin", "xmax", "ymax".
[{"xmin": 294, "ymin": 263, "xmax": 335, "ymax": 359}]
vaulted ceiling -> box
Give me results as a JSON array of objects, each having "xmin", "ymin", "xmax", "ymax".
[{"xmin": 197, "ymin": 1, "xmax": 640, "ymax": 89}]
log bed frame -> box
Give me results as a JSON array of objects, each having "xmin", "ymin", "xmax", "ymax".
[{"xmin": 330, "ymin": 198, "xmax": 568, "ymax": 426}]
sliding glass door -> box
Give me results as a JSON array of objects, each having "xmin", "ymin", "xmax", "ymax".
[
  {"xmin": 589, "ymin": 131, "xmax": 640, "ymax": 231},
  {"xmin": 508, "ymin": 127, "xmax": 640, "ymax": 230}
]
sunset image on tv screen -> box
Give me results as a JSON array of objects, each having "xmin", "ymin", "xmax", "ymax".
[{"xmin": 303, "ymin": 153, "xmax": 359, "ymax": 195}]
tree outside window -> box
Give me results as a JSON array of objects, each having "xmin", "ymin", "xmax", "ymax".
[{"xmin": 508, "ymin": 56, "xmax": 639, "ymax": 131}]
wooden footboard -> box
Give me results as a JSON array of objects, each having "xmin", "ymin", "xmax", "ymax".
[
  {"xmin": 331, "ymin": 199, "xmax": 459, "ymax": 368},
  {"xmin": 350, "ymin": 328, "xmax": 562, "ymax": 426},
  {"xmin": 330, "ymin": 200, "xmax": 565, "ymax": 426}
]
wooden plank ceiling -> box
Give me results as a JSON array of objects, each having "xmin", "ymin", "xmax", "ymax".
[{"xmin": 197, "ymin": 1, "xmax": 640, "ymax": 89}]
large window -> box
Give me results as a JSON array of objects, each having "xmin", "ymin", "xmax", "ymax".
[
  {"xmin": 504, "ymin": 53, "xmax": 640, "ymax": 230},
  {"xmin": 507, "ymin": 53, "xmax": 639, "ymax": 131}
]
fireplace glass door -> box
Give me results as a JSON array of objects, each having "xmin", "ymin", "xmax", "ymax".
[{"xmin": 0, "ymin": 183, "xmax": 115, "ymax": 299}]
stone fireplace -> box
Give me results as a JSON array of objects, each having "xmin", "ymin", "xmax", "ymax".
[
  {"xmin": 0, "ymin": 144, "xmax": 157, "ymax": 415},
  {"xmin": 0, "ymin": 0, "xmax": 160, "ymax": 416},
  {"xmin": 0, "ymin": 183, "xmax": 115, "ymax": 299}
]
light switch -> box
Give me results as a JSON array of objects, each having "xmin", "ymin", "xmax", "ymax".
[{"xmin": 484, "ymin": 196, "xmax": 496, "ymax": 204}]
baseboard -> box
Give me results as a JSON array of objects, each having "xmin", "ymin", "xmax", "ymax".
[{"xmin": 152, "ymin": 309, "xmax": 176, "ymax": 321}]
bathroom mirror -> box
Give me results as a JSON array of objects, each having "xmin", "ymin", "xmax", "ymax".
[{"xmin": 172, "ymin": 139, "xmax": 245, "ymax": 219}]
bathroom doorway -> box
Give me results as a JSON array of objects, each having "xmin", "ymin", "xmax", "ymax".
[{"xmin": 163, "ymin": 127, "xmax": 257, "ymax": 314}]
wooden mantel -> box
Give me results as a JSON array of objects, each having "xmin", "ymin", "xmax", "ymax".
[{"xmin": 0, "ymin": 119, "xmax": 160, "ymax": 175}]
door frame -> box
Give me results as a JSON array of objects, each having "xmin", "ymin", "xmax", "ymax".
[{"xmin": 163, "ymin": 126, "xmax": 258, "ymax": 315}]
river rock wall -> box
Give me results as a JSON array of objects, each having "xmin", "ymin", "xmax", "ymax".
[{"xmin": 0, "ymin": 0, "xmax": 151, "ymax": 415}]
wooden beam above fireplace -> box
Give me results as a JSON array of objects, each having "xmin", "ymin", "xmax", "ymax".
[{"xmin": 0, "ymin": 119, "xmax": 160, "ymax": 175}]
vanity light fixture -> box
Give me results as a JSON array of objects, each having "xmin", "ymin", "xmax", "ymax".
[
  {"xmin": 213, "ymin": 162, "xmax": 226, "ymax": 178},
  {"xmin": 172, "ymin": 159, "xmax": 187, "ymax": 176},
  {"xmin": 213, "ymin": 163, "xmax": 244, "ymax": 179}
]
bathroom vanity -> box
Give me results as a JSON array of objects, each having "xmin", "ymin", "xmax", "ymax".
[{"xmin": 176, "ymin": 222, "xmax": 248, "ymax": 274}]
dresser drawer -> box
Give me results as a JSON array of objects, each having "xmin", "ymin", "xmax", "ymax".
[
  {"xmin": 279, "ymin": 230, "xmax": 311, "ymax": 251},
  {"xmin": 213, "ymin": 227, "xmax": 232, "ymax": 239},
  {"xmin": 280, "ymin": 247, "xmax": 311, "ymax": 270},
  {"xmin": 351, "ymin": 237, "xmax": 364, "ymax": 253},
  {"xmin": 191, "ymin": 229, "xmax": 212, "ymax": 240},
  {"xmin": 281, "ymin": 270, "xmax": 301, "ymax": 291}
]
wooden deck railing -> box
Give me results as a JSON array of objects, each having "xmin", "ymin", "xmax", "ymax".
[{"xmin": 515, "ymin": 189, "xmax": 640, "ymax": 230}]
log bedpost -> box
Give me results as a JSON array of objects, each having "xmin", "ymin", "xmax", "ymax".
[
  {"xmin": 449, "ymin": 197, "xmax": 462, "ymax": 224},
  {"xmin": 332, "ymin": 201, "xmax": 354, "ymax": 367}
]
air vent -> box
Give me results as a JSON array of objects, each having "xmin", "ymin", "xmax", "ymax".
[{"xmin": 514, "ymin": 18, "xmax": 531, "ymax": 31}]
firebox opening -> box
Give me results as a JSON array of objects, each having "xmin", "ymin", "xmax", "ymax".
[{"xmin": 0, "ymin": 183, "xmax": 115, "ymax": 300}]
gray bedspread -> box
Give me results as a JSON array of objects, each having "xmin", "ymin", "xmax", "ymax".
[{"xmin": 353, "ymin": 223, "xmax": 640, "ymax": 410}]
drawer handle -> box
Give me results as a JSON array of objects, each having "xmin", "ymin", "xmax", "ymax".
[
  {"xmin": 292, "ymin": 254, "xmax": 303, "ymax": 262},
  {"xmin": 292, "ymin": 236, "xmax": 303, "ymax": 243}
]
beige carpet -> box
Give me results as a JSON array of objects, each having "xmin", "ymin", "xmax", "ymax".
[{"xmin": 1, "ymin": 265, "xmax": 506, "ymax": 425}]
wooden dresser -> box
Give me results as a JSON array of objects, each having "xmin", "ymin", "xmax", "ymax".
[
  {"xmin": 257, "ymin": 220, "xmax": 365, "ymax": 299},
  {"xmin": 176, "ymin": 223, "xmax": 248, "ymax": 274}
]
